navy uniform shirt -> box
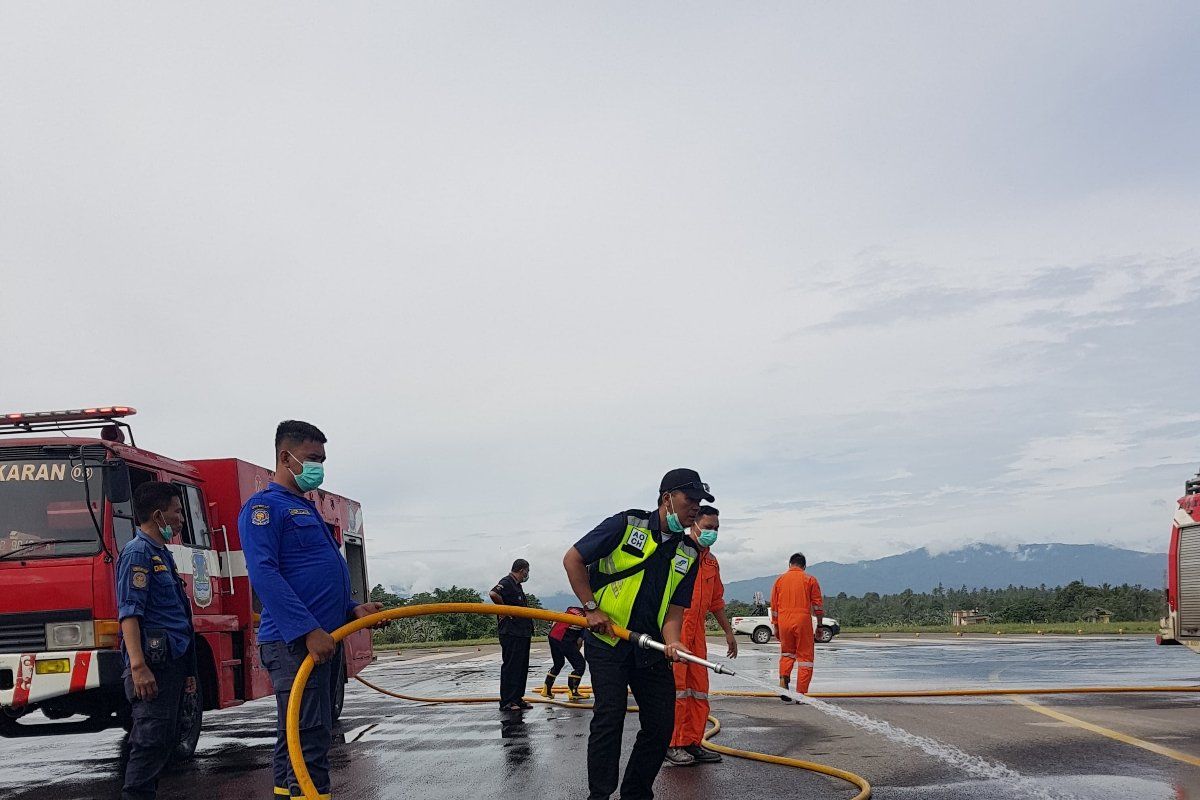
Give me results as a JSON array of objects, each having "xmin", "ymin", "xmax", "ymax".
[
  {"xmin": 573, "ymin": 509, "xmax": 698, "ymax": 663},
  {"xmin": 116, "ymin": 531, "xmax": 194, "ymax": 665},
  {"xmin": 492, "ymin": 574, "xmax": 533, "ymax": 638},
  {"xmin": 240, "ymin": 482, "xmax": 357, "ymax": 644}
]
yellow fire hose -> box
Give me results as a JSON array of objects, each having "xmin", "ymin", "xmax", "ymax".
[
  {"xmin": 287, "ymin": 604, "xmax": 1200, "ymax": 800},
  {"xmin": 286, "ymin": 604, "xmax": 873, "ymax": 799}
]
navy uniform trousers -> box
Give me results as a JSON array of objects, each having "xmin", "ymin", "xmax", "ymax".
[
  {"xmin": 122, "ymin": 652, "xmax": 191, "ymax": 800},
  {"xmin": 585, "ymin": 638, "xmax": 676, "ymax": 800},
  {"xmin": 261, "ymin": 639, "xmax": 335, "ymax": 798}
]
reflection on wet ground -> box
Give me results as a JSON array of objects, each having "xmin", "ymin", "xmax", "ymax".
[{"xmin": 3, "ymin": 636, "xmax": 1199, "ymax": 799}]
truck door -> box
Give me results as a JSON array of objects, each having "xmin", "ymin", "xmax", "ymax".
[
  {"xmin": 341, "ymin": 533, "xmax": 373, "ymax": 677},
  {"xmin": 173, "ymin": 483, "xmax": 224, "ymax": 619}
]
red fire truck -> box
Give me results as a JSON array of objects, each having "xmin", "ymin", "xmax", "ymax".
[
  {"xmin": 0, "ymin": 407, "xmax": 374, "ymax": 757},
  {"xmin": 1159, "ymin": 468, "xmax": 1200, "ymax": 654}
]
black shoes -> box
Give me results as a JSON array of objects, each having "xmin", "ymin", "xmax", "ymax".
[
  {"xmin": 501, "ymin": 699, "xmax": 533, "ymax": 711},
  {"xmin": 664, "ymin": 747, "xmax": 695, "ymax": 766},
  {"xmin": 666, "ymin": 744, "xmax": 722, "ymax": 766},
  {"xmin": 685, "ymin": 744, "xmax": 722, "ymax": 763}
]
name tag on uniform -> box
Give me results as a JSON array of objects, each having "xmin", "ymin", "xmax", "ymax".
[
  {"xmin": 288, "ymin": 508, "xmax": 312, "ymax": 516},
  {"xmin": 622, "ymin": 529, "xmax": 649, "ymax": 557}
]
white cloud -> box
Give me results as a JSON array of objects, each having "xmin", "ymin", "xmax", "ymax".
[{"xmin": 1, "ymin": 3, "xmax": 1197, "ymax": 596}]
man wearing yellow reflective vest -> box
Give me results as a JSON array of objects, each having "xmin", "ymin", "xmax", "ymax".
[{"xmin": 563, "ymin": 468, "xmax": 712, "ymax": 800}]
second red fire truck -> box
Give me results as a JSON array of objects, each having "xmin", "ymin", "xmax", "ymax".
[
  {"xmin": 0, "ymin": 407, "xmax": 374, "ymax": 757},
  {"xmin": 1159, "ymin": 468, "xmax": 1200, "ymax": 654}
]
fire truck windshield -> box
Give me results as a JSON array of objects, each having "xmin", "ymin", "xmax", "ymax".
[{"xmin": 0, "ymin": 458, "xmax": 104, "ymax": 560}]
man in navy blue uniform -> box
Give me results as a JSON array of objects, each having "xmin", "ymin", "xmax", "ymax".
[
  {"xmin": 240, "ymin": 420, "xmax": 382, "ymax": 799},
  {"xmin": 489, "ymin": 558, "xmax": 534, "ymax": 711},
  {"xmin": 117, "ymin": 481, "xmax": 197, "ymax": 800}
]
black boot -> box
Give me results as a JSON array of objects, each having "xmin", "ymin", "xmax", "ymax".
[
  {"xmin": 567, "ymin": 672, "xmax": 585, "ymax": 702},
  {"xmin": 539, "ymin": 671, "xmax": 557, "ymax": 699},
  {"xmin": 779, "ymin": 675, "xmax": 791, "ymax": 702}
]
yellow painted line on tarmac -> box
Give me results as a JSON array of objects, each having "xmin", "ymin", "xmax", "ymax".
[{"xmin": 1012, "ymin": 695, "xmax": 1200, "ymax": 768}]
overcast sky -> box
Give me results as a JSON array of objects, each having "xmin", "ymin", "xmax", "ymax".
[{"xmin": 2, "ymin": 4, "xmax": 1198, "ymax": 598}]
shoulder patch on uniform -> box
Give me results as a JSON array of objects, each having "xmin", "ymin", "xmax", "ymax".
[
  {"xmin": 132, "ymin": 571, "xmax": 148, "ymax": 589},
  {"xmin": 251, "ymin": 506, "xmax": 270, "ymax": 526},
  {"xmin": 287, "ymin": 508, "xmax": 312, "ymax": 516},
  {"xmin": 151, "ymin": 555, "xmax": 164, "ymax": 563},
  {"xmin": 132, "ymin": 565, "xmax": 149, "ymax": 574},
  {"xmin": 624, "ymin": 511, "xmax": 651, "ymax": 527},
  {"xmin": 673, "ymin": 555, "xmax": 692, "ymax": 575}
]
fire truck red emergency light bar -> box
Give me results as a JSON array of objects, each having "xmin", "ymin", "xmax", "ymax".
[
  {"xmin": 3, "ymin": 407, "xmax": 137, "ymax": 424},
  {"xmin": 0, "ymin": 407, "xmax": 139, "ymax": 444}
]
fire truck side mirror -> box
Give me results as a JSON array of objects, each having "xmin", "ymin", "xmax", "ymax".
[{"xmin": 104, "ymin": 460, "xmax": 132, "ymax": 505}]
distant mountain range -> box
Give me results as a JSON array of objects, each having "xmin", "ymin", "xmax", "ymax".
[
  {"xmin": 722, "ymin": 543, "xmax": 1167, "ymax": 602},
  {"xmin": 534, "ymin": 543, "xmax": 1167, "ymax": 609}
]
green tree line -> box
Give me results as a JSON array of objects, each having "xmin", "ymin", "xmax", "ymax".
[
  {"xmin": 369, "ymin": 584, "xmax": 549, "ymax": 644},
  {"xmin": 771, "ymin": 581, "xmax": 1163, "ymax": 627},
  {"xmin": 368, "ymin": 580, "xmax": 1164, "ymax": 642}
]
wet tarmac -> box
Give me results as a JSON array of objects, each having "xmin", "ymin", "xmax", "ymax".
[{"xmin": 4, "ymin": 635, "xmax": 1200, "ymax": 799}]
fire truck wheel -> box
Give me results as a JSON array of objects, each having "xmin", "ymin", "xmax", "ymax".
[
  {"xmin": 330, "ymin": 656, "xmax": 346, "ymax": 723},
  {"xmin": 172, "ymin": 681, "xmax": 203, "ymax": 762}
]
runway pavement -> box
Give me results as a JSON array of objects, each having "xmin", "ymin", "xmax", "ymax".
[{"xmin": 4, "ymin": 634, "xmax": 1199, "ymax": 799}]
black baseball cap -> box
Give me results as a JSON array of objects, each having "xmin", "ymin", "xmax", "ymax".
[{"xmin": 659, "ymin": 468, "xmax": 715, "ymax": 502}]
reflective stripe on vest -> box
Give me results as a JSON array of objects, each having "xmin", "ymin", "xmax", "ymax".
[{"xmin": 592, "ymin": 514, "xmax": 697, "ymax": 646}]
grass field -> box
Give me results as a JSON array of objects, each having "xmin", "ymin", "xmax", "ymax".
[{"xmin": 839, "ymin": 621, "xmax": 1159, "ymax": 635}]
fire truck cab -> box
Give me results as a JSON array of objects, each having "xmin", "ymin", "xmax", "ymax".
[
  {"xmin": 1159, "ymin": 469, "xmax": 1200, "ymax": 654},
  {"xmin": 0, "ymin": 407, "xmax": 374, "ymax": 756}
]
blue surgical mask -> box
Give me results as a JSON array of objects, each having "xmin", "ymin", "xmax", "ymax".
[
  {"xmin": 697, "ymin": 528, "xmax": 718, "ymax": 548},
  {"xmin": 289, "ymin": 453, "xmax": 325, "ymax": 492}
]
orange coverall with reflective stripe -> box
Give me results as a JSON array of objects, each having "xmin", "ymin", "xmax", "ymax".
[
  {"xmin": 670, "ymin": 546, "xmax": 724, "ymax": 748},
  {"xmin": 771, "ymin": 566, "xmax": 823, "ymax": 693}
]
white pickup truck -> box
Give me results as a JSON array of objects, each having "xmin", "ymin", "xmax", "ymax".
[{"xmin": 730, "ymin": 614, "xmax": 841, "ymax": 644}]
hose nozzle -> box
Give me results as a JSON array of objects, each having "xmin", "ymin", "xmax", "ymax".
[{"xmin": 632, "ymin": 632, "xmax": 737, "ymax": 676}]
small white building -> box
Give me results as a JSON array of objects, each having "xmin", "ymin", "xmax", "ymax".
[{"xmin": 950, "ymin": 609, "xmax": 991, "ymax": 626}]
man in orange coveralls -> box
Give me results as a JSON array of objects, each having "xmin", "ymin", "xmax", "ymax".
[
  {"xmin": 771, "ymin": 552, "xmax": 823, "ymax": 701},
  {"xmin": 663, "ymin": 506, "xmax": 738, "ymax": 767}
]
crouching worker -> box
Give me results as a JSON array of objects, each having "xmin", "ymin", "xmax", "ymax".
[{"xmin": 539, "ymin": 606, "xmax": 587, "ymax": 702}]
